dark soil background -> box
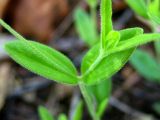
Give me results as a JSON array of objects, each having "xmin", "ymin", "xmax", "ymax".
[{"xmin": 0, "ymin": 0, "xmax": 160, "ymax": 120}]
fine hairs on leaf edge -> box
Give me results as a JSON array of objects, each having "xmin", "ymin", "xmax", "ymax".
[
  {"xmin": 5, "ymin": 40, "xmax": 79, "ymax": 85},
  {"xmin": 0, "ymin": 19, "xmax": 79, "ymax": 85}
]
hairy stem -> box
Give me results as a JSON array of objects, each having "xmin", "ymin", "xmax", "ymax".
[
  {"xmin": 79, "ymin": 81, "xmax": 100, "ymax": 120},
  {"xmin": 0, "ymin": 19, "xmax": 26, "ymax": 41}
]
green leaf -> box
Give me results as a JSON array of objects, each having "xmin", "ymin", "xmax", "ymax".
[
  {"xmin": 81, "ymin": 44, "xmax": 135, "ymax": 85},
  {"xmin": 101, "ymin": 0, "xmax": 113, "ymax": 45},
  {"xmin": 125, "ymin": 0, "xmax": 148, "ymax": 18},
  {"xmin": 148, "ymin": 0, "xmax": 159, "ymax": 16},
  {"xmin": 148, "ymin": 0, "xmax": 160, "ymax": 24},
  {"xmin": 130, "ymin": 49, "xmax": 160, "ymax": 82},
  {"xmin": 148, "ymin": 12, "xmax": 160, "ymax": 25},
  {"xmin": 103, "ymin": 30, "xmax": 120, "ymax": 51},
  {"xmin": 119, "ymin": 27, "xmax": 144, "ymax": 41},
  {"xmin": 88, "ymin": 79, "xmax": 111, "ymax": 104},
  {"xmin": 86, "ymin": 0, "xmax": 98, "ymax": 8},
  {"xmin": 112, "ymin": 33, "xmax": 160, "ymax": 53},
  {"xmin": 88, "ymin": 79, "xmax": 112, "ymax": 117},
  {"xmin": 153, "ymin": 102, "xmax": 160, "ymax": 114},
  {"xmin": 72, "ymin": 100, "xmax": 83, "ymax": 120},
  {"xmin": 38, "ymin": 106, "xmax": 54, "ymax": 120},
  {"xmin": 74, "ymin": 8, "xmax": 98, "ymax": 47},
  {"xmin": 81, "ymin": 27, "xmax": 144, "ymax": 85},
  {"xmin": 5, "ymin": 40, "xmax": 78, "ymax": 85},
  {"xmin": 154, "ymin": 41, "xmax": 160, "ymax": 61},
  {"xmin": 97, "ymin": 99, "xmax": 109, "ymax": 117},
  {"xmin": 58, "ymin": 114, "xmax": 68, "ymax": 120}
]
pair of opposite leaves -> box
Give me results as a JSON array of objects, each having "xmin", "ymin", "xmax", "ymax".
[
  {"xmin": 39, "ymin": 101, "xmax": 83, "ymax": 120},
  {"xmin": 5, "ymin": 27, "xmax": 160, "ymax": 85}
]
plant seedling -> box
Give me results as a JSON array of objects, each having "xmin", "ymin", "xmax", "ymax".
[
  {"xmin": 38, "ymin": 106, "xmax": 54, "ymax": 120},
  {"xmin": 38, "ymin": 100, "xmax": 83, "ymax": 120},
  {"xmin": 126, "ymin": 0, "xmax": 160, "ymax": 82},
  {"xmin": 74, "ymin": 1, "xmax": 111, "ymax": 118},
  {"xmin": 126, "ymin": 0, "xmax": 160, "ymax": 115},
  {"xmin": 1, "ymin": 0, "xmax": 160, "ymax": 120},
  {"xmin": 126, "ymin": 0, "xmax": 160, "ymax": 25},
  {"xmin": 74, "ymin": 7, "xmax": 99, "ymax": 46}
]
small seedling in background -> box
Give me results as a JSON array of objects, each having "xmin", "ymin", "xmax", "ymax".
[
  {"xmin": 74, "ymin": 7, "xmax": 99, "ymax": 46},
  {"xmin": 38, "ymin": 106, "xmax": 55, "ymax": 120},
  {"xmin": 1, "ymin": 0, "xmax": 160, "ymax": 120},
  {"xmin": 38, "ymin": 106, "xmax": 68, "ymax": 120},
  {"xmin": 126, "ymin": 0, "xmax": 160, "ymax": 82},
  {"xmin": 57, "ymin": 114, "xmax": 68, "ymax": 120},
  {"xmin": 71, "ymin": 100, "xmax": 83, "ymax": 120},
  {"xmin": 126, "ymin": 0, "xmax": 160, "ymax": 115},
  {"xmin": 38, "ymin": 100, "xmax": 83, "ymax": 120},
  {"xmin": 126, "ymin": 0, "xmax": 160, "ymax": 25},
  {"xmin": 153, "ymin": 102, "xmax": 160, "ymax": 115}
]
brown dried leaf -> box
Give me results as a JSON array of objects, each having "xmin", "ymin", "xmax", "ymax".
[
  {"xmin": 0, "ymin": 0, "xmax": 9, "ymax": 18},
  {"xmin": 4, "ymin": 0, "xmax": 69, "ymax": 42},
  {"xmin": 113, "ymin": 0, "xmax": 127, "ymax": 11}
]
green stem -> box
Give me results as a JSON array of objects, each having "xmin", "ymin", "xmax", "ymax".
[
  {"xmin": 0, "ymin": 19, "xmax": 26, "ymax": 41},
  {"xmin": 79, "ymin": 81, "xmax": 100, "ymax": 120}
]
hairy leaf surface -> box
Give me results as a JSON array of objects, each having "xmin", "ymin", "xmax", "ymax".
[
  {"xmin": 5, "ymin": 40, "xmax": 78, "ymax": 85},
  {"xmin": 103, "ymin": 30, "xmax": 120, "ymax": 51},
  {"xmin": 101, "ymin": 0, "xmax": 113, "ymax": 42},
  {"xmin": 81, "ymin": 44, "xmax": 134, "ymax": 85},
  {"xmin": 81, "ymin": 28, "xmax": 144, "ymax": 85},
  {"xmin": 112, "ymin": 33, "xmax": 160, "ymax": 53},
  {"xmin": 119, "ymin": 27, "xmax": 143, "ymax": 41}
]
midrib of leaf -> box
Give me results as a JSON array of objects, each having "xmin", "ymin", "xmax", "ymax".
[
  {"xmin": 82, "ymin": 46, "xmax": 135, "ymax": 80},
  {"xmin": 12, "ymin": 48, "xmax": 76, "ymax": 81},
  {"xmin": 82, "ymin": 51, "xmax": 104, "ymax": 78},
  {"xmin": 24, "ymin": 41, "xmax": 77, "ymax": 79},
  {"xmin": 0, "ymin": 19, "xmax": 77, "ymax": 79}
]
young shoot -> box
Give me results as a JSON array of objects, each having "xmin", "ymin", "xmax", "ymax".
[{"xmin": 1, "ymin": 0, "xmax": 160, "ymax": 120}]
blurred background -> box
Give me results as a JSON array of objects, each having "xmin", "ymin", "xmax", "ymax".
[{"xmin": 0, "ymin": 0, "xmax": 160, "ymax": 120}]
